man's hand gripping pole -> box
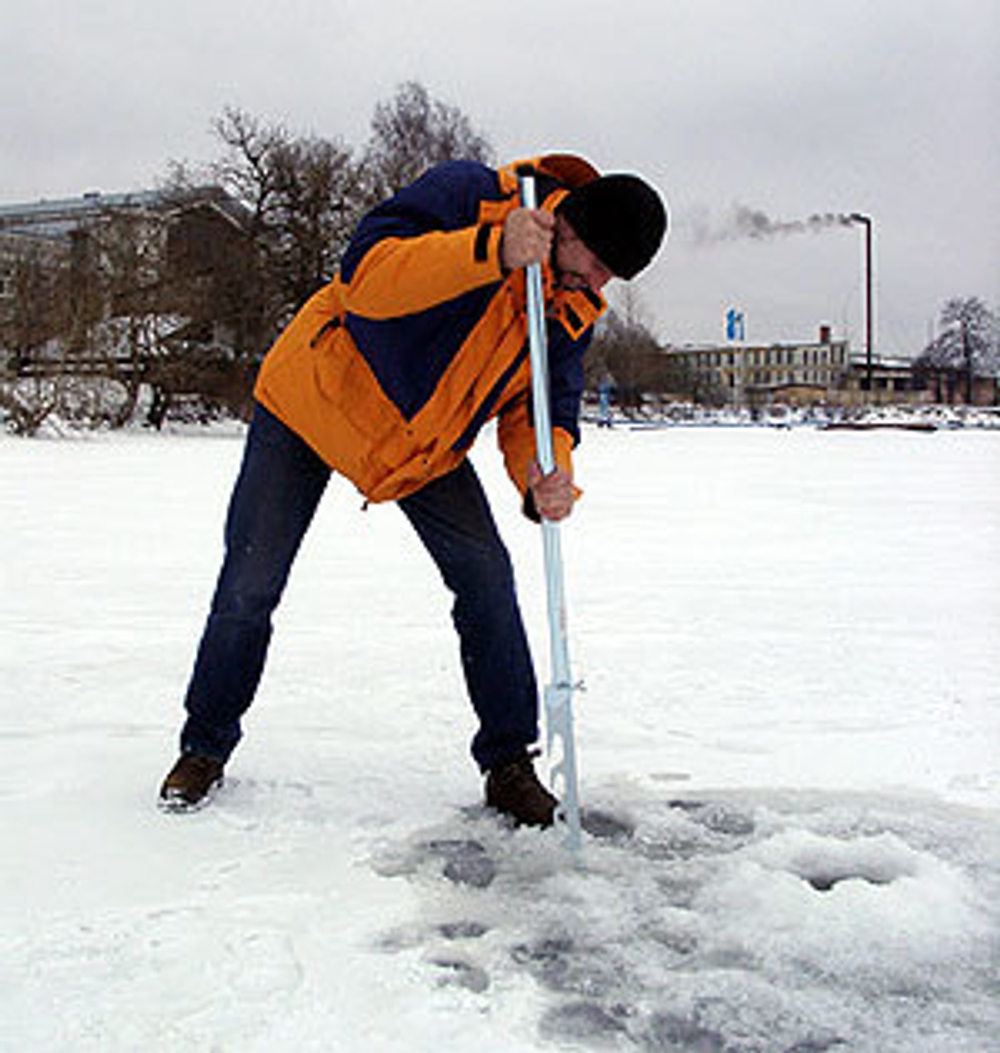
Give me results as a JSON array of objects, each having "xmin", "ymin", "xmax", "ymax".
[{"xmin": 517, "ymin": 167, "xmax": 583, "ymax": 852}]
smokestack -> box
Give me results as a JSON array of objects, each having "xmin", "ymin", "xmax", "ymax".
[
  {"xmin": 848, "ymin": 214, "xmax": 874, "ymax": 394},
  {"xmin": 819, "ymin": 324, "xmax": 832, "ymax": 344}
]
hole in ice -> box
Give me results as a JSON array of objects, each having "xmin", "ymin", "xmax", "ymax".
[
  {"xmin": 766, "ymin": 831, "xmax": 921, "ymax": 893},
  {"xmin": 801, "ymin": 869, "xmax": 892, "ymax": 893}
]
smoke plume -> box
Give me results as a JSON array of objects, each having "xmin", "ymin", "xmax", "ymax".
[
  {"xmin": 681, "ymin": 203, "xmax": 858, "ymax": 246},
  {"xmin": 732, "ymin": 205, "xmax": 856, "ymax": 240}
]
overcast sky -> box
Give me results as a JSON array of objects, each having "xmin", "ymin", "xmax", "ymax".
[{"xmin": 3, "ymin": 0, "xmax": 998, "ymax": 351}]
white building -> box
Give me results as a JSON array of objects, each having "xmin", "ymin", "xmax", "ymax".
[{"xmin": 665, "ymin": 326, "xmax": 851, "ymax": 406}]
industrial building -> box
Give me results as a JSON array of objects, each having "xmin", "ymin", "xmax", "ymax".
[{"xmin": 663, "ymin": 326, "xmax": 934, "ymax": 408}]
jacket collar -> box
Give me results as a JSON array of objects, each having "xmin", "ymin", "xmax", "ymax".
[{"xmin": 492, "ymin": 156, "xmax": 609, "ymax": 336}]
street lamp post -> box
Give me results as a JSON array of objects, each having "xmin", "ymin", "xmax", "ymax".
[{"xmin": 849, "ymin": 213, "xmax": 874, "ymax": 395}]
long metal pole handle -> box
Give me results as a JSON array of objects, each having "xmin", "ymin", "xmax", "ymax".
[
  {"xmin": 517, "ymin": 168, "xmax": 582, "ymax": 852},
  {"xmin": 518, "ymin": 172, "xmax": 556, "ymax": 475}
]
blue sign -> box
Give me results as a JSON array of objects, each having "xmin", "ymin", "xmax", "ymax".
[{"xmin": 726, "ymin": 308, "xmax": 745, "ymax": 342}]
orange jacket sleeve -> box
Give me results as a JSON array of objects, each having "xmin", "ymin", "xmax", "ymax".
[
  {"xmin": 498, "ymin": 396, "xmax": 578, "ymax": 520},
  {"xmin": 342, "ymin": 226, "xmax": 506, "ymax": 320}
]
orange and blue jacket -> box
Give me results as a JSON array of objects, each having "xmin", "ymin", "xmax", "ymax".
[{"xmin": 254, "ymin": 154, "xmax": 608, "ymax": 509}]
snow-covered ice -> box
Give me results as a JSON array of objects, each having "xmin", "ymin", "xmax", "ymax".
[{"xmin": 1, "ymin": 423, "xmax": 998, "ymax": 1051}]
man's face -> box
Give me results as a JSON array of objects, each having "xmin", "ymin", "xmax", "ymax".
[{"xmin": 553, "ymin": 214, "xmax": 614, "ymax": 295}]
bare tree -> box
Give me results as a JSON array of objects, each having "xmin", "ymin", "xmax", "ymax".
[
  {"xmin": 0, "ymin": 241, "xmax": 76, "ymax": 433},
  {"xmin": 586, "ymin": 290, "xmax": 703, "ymax": 412},
  {"xmin": 204, "ymin": 91, "xmax": 490, "ymax": 338},
  {"xmin": 266, "ymin": 133, "xmax": 366, "ymax": 320},
  {"xmin": 915, "ymin": 297, "xmax": 998, "ymax": 403},
  {"xmin": 1, "ymin": 246, "xmax": 67, "ymax": 371},
  {"xmin": 587, "ymin": 310, "xmax": 691, "ymax": 414},
  {"xmin": 362, "ymin": 81, "xmax": 494, "ymax": 200},
  {"xmin": 83, "ymin": 210, "xmax": 166, "ymax": 425},
  {"xmin": 203, "ymin": 108, "xmax": 364, "ymax": 338}
]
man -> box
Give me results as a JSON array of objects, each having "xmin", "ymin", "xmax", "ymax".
[{"xmin": 159, "ymin": 153, "xmax": 666, "ymax": 826}]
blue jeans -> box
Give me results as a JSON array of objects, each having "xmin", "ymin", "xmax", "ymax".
[{"xmin": 180, "ymin": 403, "xmax": 539, "ymax": 773}]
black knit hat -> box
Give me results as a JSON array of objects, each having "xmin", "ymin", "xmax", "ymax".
[{"xmin": 557, "ymin": 174, "xmax": 667, "ymax": 279}]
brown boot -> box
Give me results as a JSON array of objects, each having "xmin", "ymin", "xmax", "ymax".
[
  {"xmin": 158, "ymin": 753, "xmax": 224, "ymax": 812},
  {"xmin": 485, "ymin": 751, "xmax": 558, "ymax": 828}
]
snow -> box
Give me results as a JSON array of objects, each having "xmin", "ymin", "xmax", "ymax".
[{"xmin": 1, "ymin": 423, "xmax": 998, "ymax": 1052}]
